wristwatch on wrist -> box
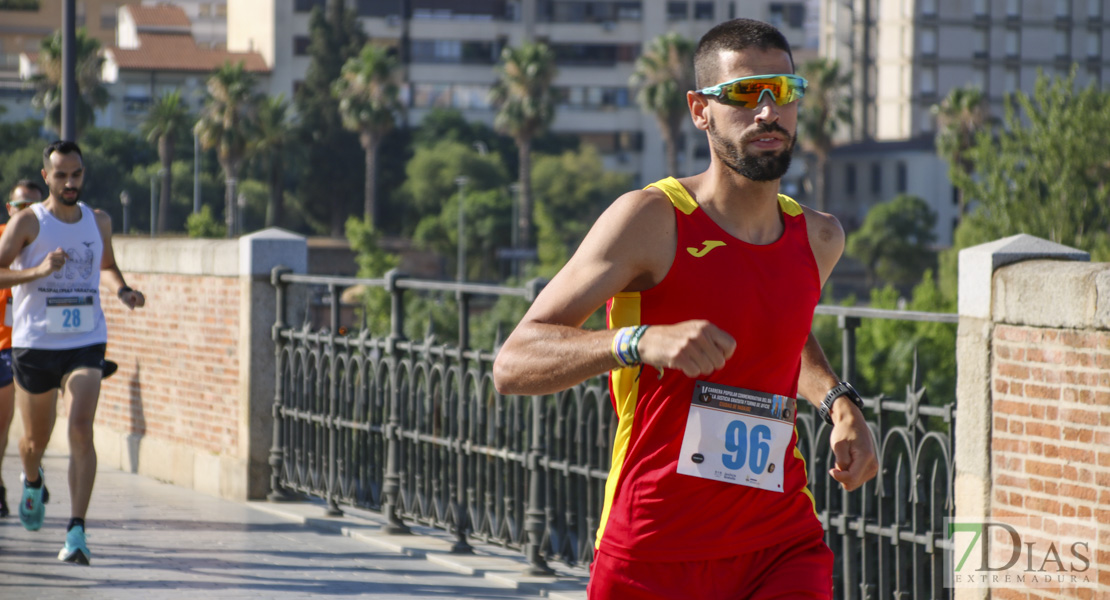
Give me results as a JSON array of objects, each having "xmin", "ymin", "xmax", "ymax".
[{"xmin": 818, "ymin": 381, "xmax": 864, "ymax": 425}]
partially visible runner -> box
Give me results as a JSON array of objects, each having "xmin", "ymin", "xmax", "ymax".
[
  {"xmin": 0, "ymin": 180, "xmax": 44, "ymax": 518},
  {"xmin": 0, "ymin": 141, "xmax": 145, "ymax": 565}
]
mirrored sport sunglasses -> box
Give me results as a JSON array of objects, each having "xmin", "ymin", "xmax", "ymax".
[{"xmin": 695, "ymin": 74, "xmax": 808, "ymax": 109}]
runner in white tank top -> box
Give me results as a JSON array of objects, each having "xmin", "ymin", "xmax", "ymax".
[
  {"xmin": 0, "ymin": 141, "xmax": 146, "ymax": 566},
  {"xmin": 11, "ymin": 202, "xmax": 108, "ymax": 350}
]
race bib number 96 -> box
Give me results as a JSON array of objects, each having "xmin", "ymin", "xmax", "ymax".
[
  {"xmin": 46, "ymin": 296, "xmax": 95, "ymax": 334},
  {"xmin": 676, "ymin": 381, "xmax": 796, "ymax": 493}
]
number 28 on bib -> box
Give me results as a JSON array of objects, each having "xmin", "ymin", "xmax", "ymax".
[{"xmin": 676, "ymin": 381, "xmax": 797, "ymax": 493}]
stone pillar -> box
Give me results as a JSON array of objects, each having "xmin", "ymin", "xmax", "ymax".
[
  {"xmin": 239, "ymin": 228, "xmax": 307, "ymax": 499},
  {"xmin": 954, "ymin": 234, "xmax": 1088, "ymax": 599}
]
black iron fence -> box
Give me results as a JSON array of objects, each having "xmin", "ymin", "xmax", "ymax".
[{"xmin": 268, "ymin": 268, "xmax": 958, "ymax": 598}]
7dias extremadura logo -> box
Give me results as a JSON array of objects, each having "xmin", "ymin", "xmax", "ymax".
[{"xmin": 945, "ymin": 517, "xmax": 1098, "ymax": 591}]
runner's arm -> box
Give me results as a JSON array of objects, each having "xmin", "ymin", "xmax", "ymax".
[
  {"xmin": 95, "ymin": 210, "xmax": 144, "ymax": 309},
  {"xmin": 0, "ymin": 209, "xmax": 60, "ymax": 288},
  {"xmin": 493, "ymin": 188, "xmax": 735, "ymax": 396},
  {"xmin": 797, "ymin": 206, "xmax": 878, "ymax": 491}
]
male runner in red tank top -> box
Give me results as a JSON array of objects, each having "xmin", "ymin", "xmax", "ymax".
[{"xmin": 494, "ymin": 18, "xmax": 878, "ymax": 599}]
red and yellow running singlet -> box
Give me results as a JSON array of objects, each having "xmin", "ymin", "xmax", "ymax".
[
  {"xmin": 597, "ymin": 177, "xmax": 825, "ymax": 561},
  {"xmin": 0, "ymin": 223, "xmax": 11, "ymax": 350}
]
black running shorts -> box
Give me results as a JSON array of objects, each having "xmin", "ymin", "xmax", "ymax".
[{"xmin": 12, "ymin": 343, "xmax": 107, "ymax": 394}]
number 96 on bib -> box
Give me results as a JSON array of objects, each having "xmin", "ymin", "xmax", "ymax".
[{"xmin": 676, "ymin": 381, "xmax": 796, "ymax": 493}]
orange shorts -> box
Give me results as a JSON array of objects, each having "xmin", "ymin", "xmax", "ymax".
[{"xmin": 587, "ymin": 532, "xmax": 833, "ymax": 600}]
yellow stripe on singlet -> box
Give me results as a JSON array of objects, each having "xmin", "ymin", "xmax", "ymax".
[
  {"xmin": 595, "ymin": 291, "xmax": 642, "ymax": 549},
  {"xmin": 645, "ymin": 177, "xmax": 698, "ymax": 215}
]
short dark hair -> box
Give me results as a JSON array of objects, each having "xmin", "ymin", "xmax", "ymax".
[
  {"xmin": 693, "ymin": 18, "xmax": 795, "ymax": 88},
  {"xmin": 42, "ymin": 140, "xmax": 84, "ymax": 169},
  {"xmin": 10, "ymin": 179, "xmax": 43, "ymax": 201}
]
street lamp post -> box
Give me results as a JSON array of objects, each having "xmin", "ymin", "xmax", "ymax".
[
  {"xmin": 193, "ymin": 130, "xmax": 201, "ymax": 214},
  {"xmin": 455, "ymin": 176, "xmax": 468, "ymax": 282},
  {"xmin": 149, "ymin": 173, "xmax": 157, "ymax": 237},
  {"xmin": 120, "ymin": 190, "xmax": 130, "ymax": 234}
]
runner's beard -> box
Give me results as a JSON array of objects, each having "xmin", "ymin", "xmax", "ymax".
[
  {"xmin": 708, "ymin": 116, "xmax": 796, "ymax": 182},
  {"xmin": 58, "ymin": 188, "xmax": 81, "ymax": 206}
]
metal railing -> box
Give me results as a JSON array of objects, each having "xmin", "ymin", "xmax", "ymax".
[{"xmin": 268, "ymin": 268, "xmax": 957, "ymax": 597}]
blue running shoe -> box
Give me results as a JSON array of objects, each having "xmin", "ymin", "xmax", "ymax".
[
  {"xmin": 58, "ymin": 524, "xmax": 91, "ymax": 565},
  {"xmin": 18, "ymin": 470, "xmax": 45, "ymax": 531}
]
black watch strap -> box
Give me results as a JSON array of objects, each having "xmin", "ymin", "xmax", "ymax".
[{"xmin": 818, "ymin": 381, "xmax": 863, "ymax": 425}]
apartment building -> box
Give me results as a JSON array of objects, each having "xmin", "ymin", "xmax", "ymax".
[
  {"xmin": 818, "ymin": 0, "xmax": 1107, "ymax": 247},
  {"xmin": 228, "ymin": 0, "xmax": 818, "ymax": 186},
  {"xmin": 822, "ymin": 0, "xmax": 1108, "ymax": 142},
  {"xmin": 0, "ymin": 0, "xmax": 140, "ymax": 122},
  {"xmin": 142, "ymin": 0, "xmax": 228, "ymax": 49},
  {"xmin": 98, "ymin": 4, "xmax": 267, "ymax": 131}
]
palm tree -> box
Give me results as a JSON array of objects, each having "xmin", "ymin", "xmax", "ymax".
[
  {"xmin": 932, "ymin": 86, "xmax": 990, "ymax": 218},
  {"xmin": 798, "ymin": 58, "xmax": 852, "ymax": 213},
  {"xmin": 195, "ymin": 61, "xmax": 259, "ymax": 238},
  {"xmin": 630, "ymin": 32, "xmax": 695, "ymax": 178},
  {"xmin": 489, "ymin": 42, "xmax": 557, "ymax": 251},
  {"xmin": 30, "ymin": 29, "xmax": 109, "ymax": 138},
  {"xmin": 251, "ymin": 94, "xmax": 294, "ymax": 228},
  {"xmin": 332, "ymin": 44, "xmax": 401, "ymax": 227},
  {"xmin": 141, "ymin": 90, "xmax": 191, "ymax": 233}
]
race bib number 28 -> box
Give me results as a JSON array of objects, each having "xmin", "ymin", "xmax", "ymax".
[
  {"xmin": 676, "ymin": 381, "xmax": 797, "ymax": 493},
  {"xmin": 46, "ymin": 296, "xmax": 95, "ymax": 334}
]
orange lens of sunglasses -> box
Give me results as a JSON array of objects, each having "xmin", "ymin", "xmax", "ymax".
[{"xmin": 712, "ymin": 75, "xmax": 807, "ymax": 109}]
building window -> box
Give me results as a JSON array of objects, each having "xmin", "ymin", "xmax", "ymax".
[
  {"xmin": 870, "ymin": 162, "xmax": 882, "ymax": 195},
  {"xmin": 1089, "ymin": 31, "xmax": 1102, "ymax": 57},
  {"xmin": 667, "ymin": 2, "xmax": 688, "ymax": 20},
  {"xmin": 921, "ymin": 110, "xmax": 935, "ymax": 134},
  {"xmin": 100, "ymin": 3, "xmax": 118, "ymax": 30},
  {"xmin": 845, "ymin": 164, "xmax": 857, "ymax": 194},
  {"xmin": 920, "ymin": 28, "xmax": 938, "ymax": 56},
  {"xmin": 920, "ymin": 66, "xmax": 937, "ymax": 95},
  {"xmin": 974, "ymin": 28, "xmax": 988, "ymax": 57},
  {"xmin": 896, "ymin": 161, "xmax": 907, "ymax": 193},
  {"xmin": 293, "ymin": 35, "xmax": 311, "ymax": 56},
  {"xmin": 974, "ymin": 0, "xmax": 988, "ymax": 16},
  {"xmin": 693, "ymin": 2, "xmax": 714, "ymax": 20},
  {"xmin": 1006, "ymin": 0, "xmax": 1020, "ymax": 17},
  {"xmin": 551, "ymin": 43, "xmax": 639, "ymax": 66},
  {"xmin": 1056, "ymin": 0, "xmax": 1071, "ymax": 17},
  {"xmin": 769, "ymin": 3, "xmax": 805, "ymax": 28},
  {"xmin": 294, "ymin": 0, "xmax": 326, "ymax": 13},
  {"xmin": 199, "ymin": 3, "xmax": 212, "ymax": 17},
  {"xmin": 1089, "ymin": 0, "xmax": 1102, "ymax": 17},
  {"xmin": 972, "ymin": 67, "xmax": 987, "ymax": 90},
  {"xmin": 1005, "ymin": 67, "xmax": 1019, "ymax": 93},
  {"xmin": 1056, "ymin": 30, "xmax": 1070, "ymax": 58},
  {"xmin": 215, "ymin": 3, "xmax": 227, "ymax": 17},
  {"xmin": 952, "ymin": 185, "xmax": 959, "ymax": 206},
  {"xmin": 1087, "ymin": 65, "xmax": 1101, "ymax": 86},
  {"xmin": 921, "ymin": 0, "xmax": 937, "ymax": 16},
  {"xmin": 1005, "ymin": 29, "xmax": 1020, "ymax": 57},
  {"xmin": 77, "ymin": 0, "xmax": 86, "ymax": 27}
]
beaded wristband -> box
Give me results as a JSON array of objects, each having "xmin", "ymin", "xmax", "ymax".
[{"xmin": 610, "ymin": 326, "xmax": 636, "ymax": 367}]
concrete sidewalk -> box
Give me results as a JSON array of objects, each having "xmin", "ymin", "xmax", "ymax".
[{"xmin": 0, "ymin": 453, "xmax": 589, "ymax": 599}]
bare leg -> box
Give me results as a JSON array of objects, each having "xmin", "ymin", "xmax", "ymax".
[
  {"xmin": 63, "ymin": 368, "xmax": 101, "ymax": 519},
  {"xmin": 17, "ymin": 384, "xmax": 58, "ymax": 484},
  {"xmin": 0, "ymin": 382, "xmax": 13, "ymax": 489}
]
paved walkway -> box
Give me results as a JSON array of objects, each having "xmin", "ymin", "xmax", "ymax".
[{"xmin": 0, "ymin": 453, "xmax": 589, "ymax": 599}]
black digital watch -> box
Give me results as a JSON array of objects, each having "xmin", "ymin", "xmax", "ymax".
[{"xmin": 818, "ymin": 381, "xmax": 864, "ymax": 425}]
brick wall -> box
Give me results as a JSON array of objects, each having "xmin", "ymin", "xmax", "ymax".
[
  {"xmin": 95, "ymin": 273, "xmax": 241, "ymax": 455},
  {"xmin": 989, "ymin": 324, "xmax": 1110, "ymax": 595}
]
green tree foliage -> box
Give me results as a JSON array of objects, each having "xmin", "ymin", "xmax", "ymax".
[
  {"xmin": 931, "ymin": 86, "xmax": 989, "ymax": 218},
  {"xmin": 401, "ymin": 140, "xmax": 511, "ymax": 223},
  {"xmin": 936, "ymin": 69, "xmax": 1110, "ymax": 299},
  {"xmin": 405, "ymin": 141, "xmax": 512, "ymax": 280},
  {"xmin": 250, "ymin": 94, "xmax": 294, "ymax": 228},
  {"xmin": 797, "ymin": 58, "xmax": 852, "ymax": 212},
  {"xmin": 490, "ymin": 42, "xmax": 557, "ymax": 251},
  {"xmin": 846, "ymin": 194, "xmax": 937, "ymax": 288},
  {"xmin": 293, "ymin": 0, "xmax": 367, "ymax": 236},
  {"xmin": 333, "ymin": 43, "xmax": 402, "ymax": 227},
  {"xmin": 187, "ymin": 205, "xmax": 226, "ymax": 238},
  {"xmin": 531, "ymin": 146, "xmax": 632, "ymax": 277},
  {"xmin": 30, "ymin": 28, "xmax": 109, "ymax": 138},
  {"xmin": 195, "ymin": 61, "xmax": 260, "ymax": 237},
  {"xmin": 630, "ymin": 32, "xmax": 694, "ymax": 177},
  {"xmin": 141, "ymin": 90, "xmax": 191, "ymax": 233}
]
